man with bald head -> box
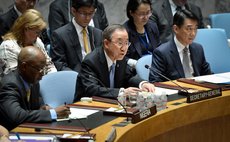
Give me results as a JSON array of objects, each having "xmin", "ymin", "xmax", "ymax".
[{"xmin": 0, "ymin": 46, "xmax": 70, "ymax": 131}]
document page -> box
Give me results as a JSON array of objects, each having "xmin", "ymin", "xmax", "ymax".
[
  {"xmin": 154, "ymin": 87, "xmax": 178, "ymax": 96},
  {"xmin": 194, "ymin": 72, "xmax": 230, "ymax": 84},
  {"xmin": 57, "ymin": 108, "xmax": 99, "ymax": 121}
]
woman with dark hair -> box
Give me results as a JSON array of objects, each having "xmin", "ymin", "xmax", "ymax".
[{"xmin": 124, "ymin": 0, "xmax": 161, "ymax": 68}]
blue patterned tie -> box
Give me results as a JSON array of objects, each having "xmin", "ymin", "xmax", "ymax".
[{"xmin": 109, "ymin": 63, "xmax": 115, "ymax": 88}]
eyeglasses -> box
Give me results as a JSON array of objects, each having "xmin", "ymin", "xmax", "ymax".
[
  {"xmin": 27, "ymin": 63, "xmax": 46, "ymax": 74},
  {"xmin": 135, "ymin": 10, "xmax": 152, "ymax": 18},
  {"xmin": 111, "ymin": 41, "xmax": 131, "ymax": 48},
  {"xmin": 77, "ymin": 10, "xmax": 96, "ymax": 18}
]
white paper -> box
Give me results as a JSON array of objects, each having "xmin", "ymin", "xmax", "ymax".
[
  {"xmin": 194, "ymin": 72, "xmax": 230, "ymax": 84},
  {"xmin": 57, "ymin": 108, "xmax": 99, "ymax": 121},
  {"xmin": 154, "ymin": 87, "xmax": 178, "ymax": 96},
  {"xmin": 69, "ymin": 107, "xmax": 99, "ymax": 119}
]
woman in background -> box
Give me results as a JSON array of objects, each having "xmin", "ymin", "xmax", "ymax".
[
  {"xmin": 124, "ymin": 0, "xmax": 160, "ymax": 68},
  {"xmin": 0, "ymin": 9, "xmax": 56, "ymax": 75}
]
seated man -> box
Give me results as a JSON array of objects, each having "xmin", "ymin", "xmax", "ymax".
[
  {"xmin": 0, "ymin": 46, "xmax": 70, "ymax": 130},
  {"xmin": 150, "ymin": 0, "xmax": 204, "ymax": 43},
  {"xmin": 149, "ymin": 9, "xmax": 211, "ymax": 83},
  {"xmin": 74, "ymin": 24, "xmax": 155, "ymax": 101},
  {"xmin": 48, "ymin": 0, "xmax": 108, "ymax": 34},
  {"xmin": 51, "ymin": 0, "xmax": 103, "ymax": 72}
]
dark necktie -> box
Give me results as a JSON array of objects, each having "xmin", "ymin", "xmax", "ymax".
[
  {"xmin": 109, "ymin": 63, "xmax": 115, "ymax": 88},
  {"xmin": 176, "ymin": 6, "xmax": 182, "ymax": 11},
  {"xmin": 182, "ymin": 47, "xmax": 193, "ymax": 78}
]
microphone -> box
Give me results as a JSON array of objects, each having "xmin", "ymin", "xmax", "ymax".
[
  {"xmin": 87, "ymin": 74, "xmax": 130, "ymax": 122},
  {"xmin": 145, "ymin": 65, "xmax": 189, "ymax": 94}
]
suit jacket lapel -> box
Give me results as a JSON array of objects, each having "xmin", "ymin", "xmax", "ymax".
[
  {"xmin": 88, "ymin": 26, "xmax": 95, "ymax": 50},
  {"xmin": 15, "ymin": 71, "xmax": 30, "ymax": 109},
  {"xmin": 98, "ymin": 48, "xmax": 110, "ymax": 87},
  {"xmin": 169, "ymin": 40, "xmax": 185, "ymax": 77},
  {"xmin": 68, "ymin": 23, "xmax": 83, "ymax": 62}
]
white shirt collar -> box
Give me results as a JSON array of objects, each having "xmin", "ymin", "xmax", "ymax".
[
  {"xmin": 104, "ymin": 50, "xmax": 116, "ymax": 70},
  {"xmin": 174, "ymin": 36, "xmax": 188, "ymax": 53},
  {"xmin": 72, "ymin": 17, "xmax": 88, "ymax": 35},
  {"xmin": 14, "ymin": 5, "xmax": 22, "ymax": 16}
]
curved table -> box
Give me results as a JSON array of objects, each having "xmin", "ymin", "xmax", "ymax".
[{"xmin": 115, "ymin": 89, "xmax": 230, "ymax": 142}]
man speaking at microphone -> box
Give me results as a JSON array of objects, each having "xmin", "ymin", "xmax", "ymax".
[
  {"xmin": 149, "ymin": 9, "xmax": 211, "ymax": 83},
  {"xmin": 74, "ymin": 24, "xmax": 155, "ymax": 101}
]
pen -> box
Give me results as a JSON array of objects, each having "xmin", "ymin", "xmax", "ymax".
[{"xmin": 15, "ymin": 132, "xmax": 21, "ymax": 140}]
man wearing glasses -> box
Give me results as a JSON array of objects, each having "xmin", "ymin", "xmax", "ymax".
[
  {"xmin": 48, "ymin": 0, "xmax": 108, "ymax": 34},
  {"xmin": 74, "ymin": 24, "xmax": 155, "ymax": 101},
  {"xmin": 51, "ymin": 0, "xmax": 102, "ymax": 72},
  {"xmin": 0, "ymin": 46, "xmax": 70, "ymax": 131}
]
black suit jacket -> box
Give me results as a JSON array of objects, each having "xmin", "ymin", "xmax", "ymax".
[
  {"xmin": 150, "ymin": 0, "xmax": 204, "ymax": 43},
  {"xmin": 48, "ymin": 0, "xmax": 108, "ymax": 34},
  {"xmin": 51, "ymin": 23, "xmax": 102, "ymax": 72},
  {"xmin": 74, "ymin": 47, "xmax": 143, "ymax": 101},
  {"xmin": 0, "ymin": 70, "xmax": 51, "ymax": 130},
  {"xmin": 123, "ymin": 20, "xmax": 161, "ymax": 60},
  {"xmin": 0, "ymin": 7, "xmax": 50, "ymax": 44},
  {"xmin": 149, "ymin": 39, "xmax": 211, "ymax": 82},
  {"xmin": 0, "ymin": 8, "xmax": 18, "ymax": 43}
]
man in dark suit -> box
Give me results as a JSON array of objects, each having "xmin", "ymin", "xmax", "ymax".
[
  {"xmin": 74, "ymin": 24, "xmax": 155, "ymax": 101},
  {"xmin": 0, "ymin": 0, "xmax": 49, "ymax": 44},
  {"xmin": 48, "ymin": 0, "xmax": 108, "ymax": 34},
  {"xmin": 150, "ymin": 0, "xmax": 204, "ymax": 43},
  {"xmin": 51, "ymin": 0, "xmax": 103, "ymax": 72},
  {"xmin": 149, "ymin": 9, "xmax": 211, "ymax": 83},
  {"xmin": 0, "ymin": 46, "xmax": 70, "ymax": 130},
  {"xmin": 0, "ymin": 0, "xmax": 37, "ymax": 43}
]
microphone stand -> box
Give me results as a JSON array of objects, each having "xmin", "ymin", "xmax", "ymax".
[{"xmin": 145, "ymin": 65, "xmax": 189, "ymax": 94}]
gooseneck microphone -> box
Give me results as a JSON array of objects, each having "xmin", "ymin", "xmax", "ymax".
[
  {"xmin": 87, "ymin": 74, "xmax": 130, "ymax": 122},
  {"xmin": 145, "ymin": 65, "xmax": 188, "ymax": 93}
]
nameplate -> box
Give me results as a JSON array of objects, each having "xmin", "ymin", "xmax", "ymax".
[
  {"xmin": 131, "ymin": 105, "xmax": 157, "ymax": 124},
  {"xmin": 103, "ymin": 105, "xmax": 157, "ymax": 124},
  {"xmin": 187, "ymin": 88, "xmax": 222, "ymax": 103}
]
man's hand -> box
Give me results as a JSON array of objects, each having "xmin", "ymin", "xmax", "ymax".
[
  {"xmin": 141, "ymin": 82, "xmax": 155, "ymax": 92},
  {"xmin": 55, "ymin": 105, "xmax": 71, "ymax": 119},
  {"xmin": 124, "ymin": 87, "xmax": 141, "ymax": 96}
]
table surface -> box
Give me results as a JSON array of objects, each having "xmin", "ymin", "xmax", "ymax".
[{"xmin": 11, "ymin": 80, "xmax": 230, "ymax": 142}]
